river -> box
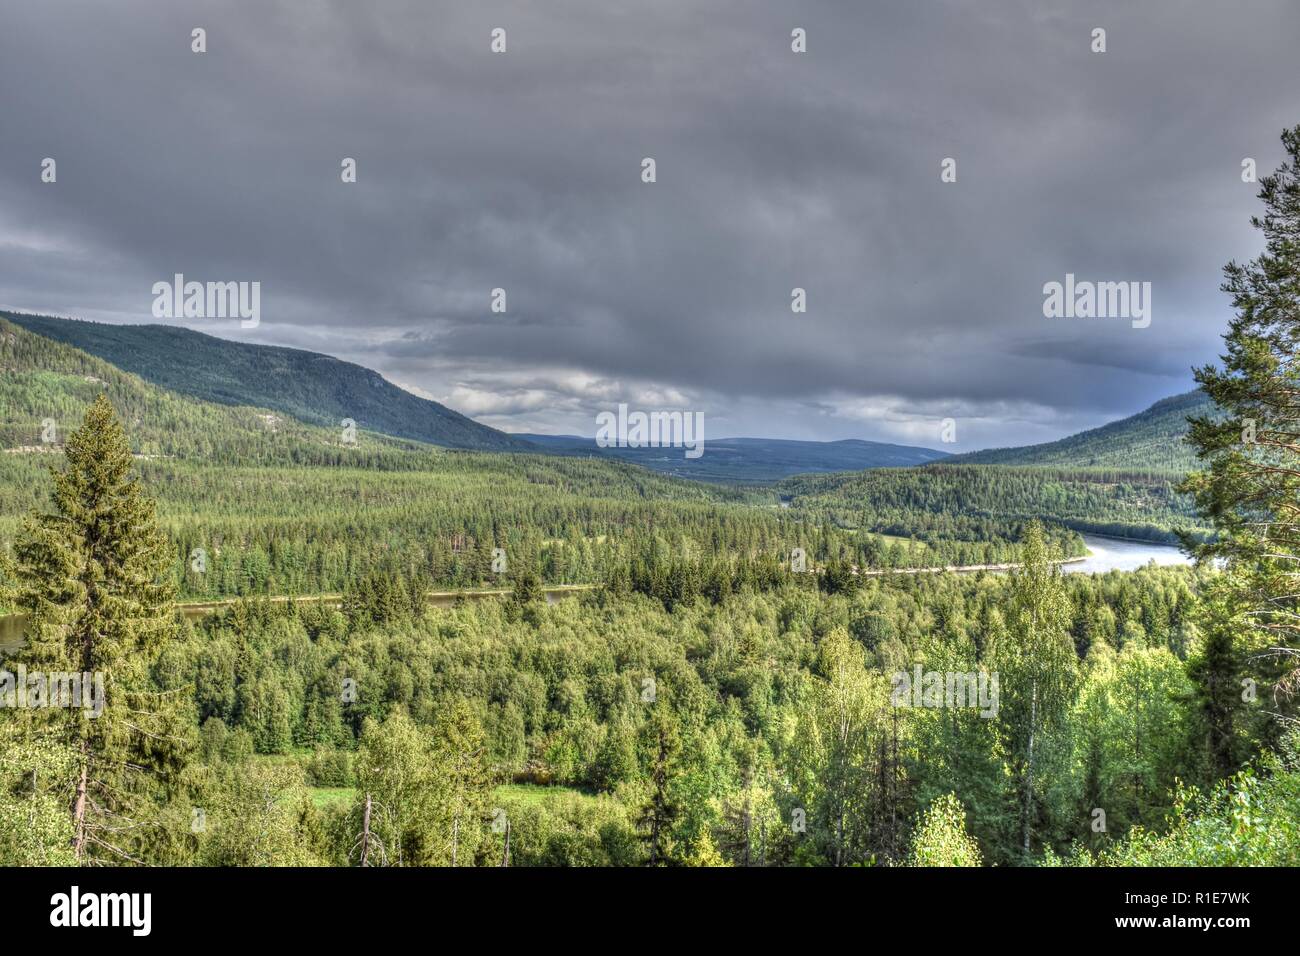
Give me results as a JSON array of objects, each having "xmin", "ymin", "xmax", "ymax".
[{"xmin": 1062, "ymin": 534, "xmax": 1193, "ymax": 574}]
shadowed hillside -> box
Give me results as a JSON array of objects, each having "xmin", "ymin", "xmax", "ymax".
[
  {"xmin": 949, "ymin": 392, "xmax": 1214, "ymax": 471},
  {"xmin": 3, "ymin": 311, "xmax": 530, "ymax": 452}
]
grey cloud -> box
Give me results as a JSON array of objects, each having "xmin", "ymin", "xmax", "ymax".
[{"xmin": 0, "ymin": 0, "xmax": 1296, "ymax": 445}]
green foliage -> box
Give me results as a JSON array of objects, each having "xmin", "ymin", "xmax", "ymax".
[
  {"xmin": 789, "ymin": 630, "xmax": 891, "ymax": 865},
  {"xmin": 1083, "ymin": 739, "xmax": 1300, "ymax": 866},
  {"xmin": 495, "ymin": 787, "xmax": 641, "ymax": 866},
  {"xmin": 993, "ymin": 523, "xmax": 1078, "ymax": 858},
  {"xmin": 350, "ymin": 703, "xmax": 492, "ymax": 866},
  {"xmin": 0, "ymin": 724, "xmax": 76, "ymax": 865},
  {"xmin": 955, "ymin": 391, "xmax": 1214, "ymax": 471},
  {"xmin": 11, "ymin": 395, "xmax": 191, "ymax": 863},
  {"xmin": 1185, "ymin": 579, "xmax": 1253, "ymax": 780},
  {"xmin": 636, "ymin": 707, "xmax": 684, "ymax": 865},
  {"xmin": 780, "ymin": 464, "xmax": 1202, "ymax": 556},
  {"xmin": 906, "ymin": 793, "xmax": 982, "ymax": 867},
  {"xmin": 192, "ymin": 759, "xmax": 330, "ymax": 866},
  {"xmin": 1068, "ymin": 641, "xmax": 1196, "ymax": 843},
  {"xmin": 133, "ymin": 547, "xmax": 1225, "ymax": 863},
  {"xmin": 1181, "ymin": 124, "xmax": 1300, "ymax": 722}
]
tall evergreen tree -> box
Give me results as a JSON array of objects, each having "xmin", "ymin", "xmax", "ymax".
[
  {"xmin": 1182, "ymin": 125, "xmax": 1300, "ymax": 721},
  {"xmin": 637, "ymin": 707, "xmax": 682, "ymax": 866},
  {"xmin": 1186, "ymin": 581, "xmax": 1249, "ymax": 781},
  {"xmin": 14, "ymin": 394, "xmax": 187, "ymax": 863}
]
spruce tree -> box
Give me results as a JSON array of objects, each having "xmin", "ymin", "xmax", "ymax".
[
  {"xmin": 637, "ymin": 707, "xmax": 682, "ymax": 866},
  {"xmin": 14, "ymin": 394, "xmax": 187, "ymax": 863},
  {"xmin": 1181, "ymin": 125, "xmax": 1300, "ymax": 721},
  {"xmin": 1186, "ymin": 582, "xmax": 1248, "ymax": 782}
]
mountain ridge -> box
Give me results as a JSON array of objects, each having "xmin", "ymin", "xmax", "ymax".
[
  {"xmin": 4, "ymin": 310, "xmax": 1212, "ymax": 479},
  {"xmin": 0, "ymin": 314, "xmax": 430, "ymax": 466},
  {"xmin": 518, "ymin": 433, "xmax": 950, "ymax": 483},
  {"xmin": 947, "ymin": 390, "xmax": 1213, "ymax": 471},
  {"xmin": 2, "ymin": 311, "xmax": 529, "ymax": 452}
]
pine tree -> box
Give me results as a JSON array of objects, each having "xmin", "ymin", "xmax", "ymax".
[
  {"xmin": 637, "ymin": 708, "xmax": 682, "ymax": 866},
  {"xmin": 13, "ymin": 394, "xmax": 187, "ymax": 863},
  {"xmin": 510, "ymin": 567, "xmax": 542, "ymax": 606},
  {"xmin": 1186, "ymin": 581, "xmax": 1248, "ymax": 781},
  {"xmin": 1181, "ymin": 125, "xmax": 1300, "ymax": 716}
]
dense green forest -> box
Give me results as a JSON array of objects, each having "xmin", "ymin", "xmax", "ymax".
[
  {"xmin": 780, "ymin": 464, "xmax": 1205, "ymax": 547},
  {"xmin": 2, "ymin": 389, "xmax": 1294, "ymax": 867},
  {"xmin": 951, "ymin": 391, "xmax": 1214, "ymax": 472},
  {"xmin": 1, "ymin": 373, "xmax": 1294, "ymax": 867},
  {"xmin": 4, "ymin": 444, "xmax": 1295, "ymax": 865},
  {"xmin": 1, "ymin": 317, "xmax": 1147, "ymax": 608}
]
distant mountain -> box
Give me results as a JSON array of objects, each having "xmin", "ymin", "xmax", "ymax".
[
  {"xmin": 3, "ymin": 312, "xmax": 530, "ymax": 452},
  {"xmin": 949, "ymin": 391, "xmax": 1215, "ymax": 471},
  {"xmin": 520, "ymin": 433, "xmax": 950, "ymax": 483}
]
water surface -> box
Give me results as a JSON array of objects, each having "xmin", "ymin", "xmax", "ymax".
[{"xmin": 1063, "ymin": 534, "xmax": 1193, "ymax": 575}]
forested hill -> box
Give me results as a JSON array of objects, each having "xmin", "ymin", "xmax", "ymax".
[
  {"xmin": 949, "ymin": 391, "xmax": 1215, "ymax": 471},
  {"xmin": 4, "ymin": 311, "xmax": 1214, "ymax": 475},
  {"xmin": 0, "ymin": 315, "xmax": 428, "ymax": 465},
  {"xmin": 522, "ymin": 433, "xmax": 949, "ymax": 483},
  {"xmin": 3, "ymin": 311, "xmax": 529, "ymax": 452}
]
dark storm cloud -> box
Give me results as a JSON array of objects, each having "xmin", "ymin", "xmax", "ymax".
[{"xmin": 1, "ymin": 0, "xmax": 1296, "ymax": 447}]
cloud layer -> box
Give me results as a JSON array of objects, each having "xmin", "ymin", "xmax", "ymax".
[{"xmin": 2, "ymin": 0, "xmax": 1297, "ymax": 448}]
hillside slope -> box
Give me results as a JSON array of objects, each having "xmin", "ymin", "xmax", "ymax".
[
  {"xmin": 777, "ymin": 463, "xmax": 1203, "ymax": 546},
  {"xmin": 3, "ymin": 311, "xmax": 529, "ymax": 452},
  {"xmin": 0, "ymin": 318, "xmax": 791, "ymax": 606},
  {"xmin": 950, "ymin": 391, "xmax": 1214, "ymax": 471},
  {"xmin": 522, "ymin": 433, "xmax": 949, "ymax": 483},
  {"xmin": 0, "ymin": 315, "xmax": 427, "ymax": 465}
]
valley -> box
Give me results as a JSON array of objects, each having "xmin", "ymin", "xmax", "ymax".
[{"xmin": 0, "ymin": 296, "xmax": 1292, "ymax": 871}]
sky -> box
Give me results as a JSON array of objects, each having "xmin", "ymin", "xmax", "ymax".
[{"xmin": 1, "ymin": 0, "xmax": 1297, "ymax": 451}]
